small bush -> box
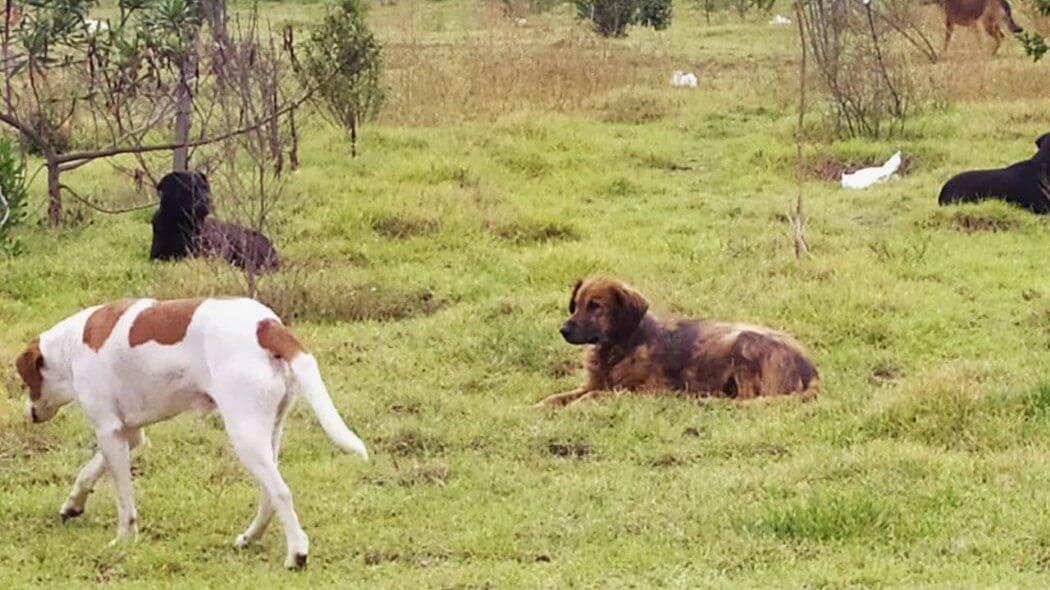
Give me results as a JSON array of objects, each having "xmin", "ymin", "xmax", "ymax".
[
  {"xmin": 575, "ymin": 0, "xmax": 673, "ymax": 37},
  {"xmin": 302, "ymin": 0, "xmax": 383, "ymax": 155},
  {"xmin": 802, "ymin": 0, "xmax": 927, "ymax": 138},
  {"xmin": 635, "ymin": 0, "xmax": 673, "ymax": 30},
  {"xmin": 1018, "ymin": 30, "xmax": 1047, "ymax": 62},
  {"xmin": 0, "ymin": 136, "xmax": 28, "ymax": 247}
]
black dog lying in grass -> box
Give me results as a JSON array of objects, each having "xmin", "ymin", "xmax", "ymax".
[
  {"xmin": 150, "ymin": 171, "xmax": 280, "ymax": 272},
  {"xmin": 939, "ymin": 133, "xmax": 1050, "ymax": 214}
]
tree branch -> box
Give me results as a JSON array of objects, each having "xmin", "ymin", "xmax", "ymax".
[
  {"xmin": 54, "ymin": 87, "xmax": 313, "ymax": 170},
  {"xmin": 0, "ymin": 110, "xmax": 51, "ymax": 157},
  {"xmin": 59, "ymin": 184, "xmax": 156, "ymax": 214}
]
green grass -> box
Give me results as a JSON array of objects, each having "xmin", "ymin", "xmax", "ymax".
[{"xmin": 3, "ymin": 0, "xmax": 1050, "ymax": 587}]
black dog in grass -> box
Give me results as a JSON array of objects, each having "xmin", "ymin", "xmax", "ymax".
[
  {"xmin": 150, "ymin": 171, "xmax": 280, "ymax": 272},
  {"xmin": 939, "ymin": 133, "xmax": 1050, "ymax": 214}
]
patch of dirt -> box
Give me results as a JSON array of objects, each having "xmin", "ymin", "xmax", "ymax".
[
  {"xmin": 923, "ymin": 210, "xmax": 1020, "ymax": 234},
  {"xmin": 548, "ymin": 440, "xmax": 590, "ymax": 458},
  {"xmin": 869, "ymin": 364, "xmax": 902, "ymax": 384},
  {"xmin": 485, "ymin": 218, "xmax": 579, "ymax": 244},
  {"xmin": 645, "ymin": 453, "xmax": 690, "ymax": 468},
  {"xmin": 806, "ymin": 154, "xmax": 912, "ymax": 182},
  {"xmin": 371, "ymin": 214, "xmax": 440, "ymax": 239}
]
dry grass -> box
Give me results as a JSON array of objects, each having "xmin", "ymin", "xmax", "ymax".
[{"xmin": 377, "ymin": 3, "xmax": 674, "ymax": 125}]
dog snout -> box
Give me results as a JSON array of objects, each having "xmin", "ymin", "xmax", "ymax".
[{"xmin": 560, "ymin": 321, "xmax": 575, "ymax": 340}]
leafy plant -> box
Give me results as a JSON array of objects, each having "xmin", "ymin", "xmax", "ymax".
[
  {"xmin": 301, "ymin": 0, "xmax": 383, "ymax": 157},
  {"xmin": 574, "ymin": 0, "xmax": 672, "ymax": 37},
  {"xmin": 0, "ymin": 136, "xmax": 28, "ymax": 250},
  {"xmin": 1017, "ymin": 30, "xmax": 1048, "ymax": 62},
  {"xmin": 635, "ymin": 0, "xmax": 673, "ymax": 30}
]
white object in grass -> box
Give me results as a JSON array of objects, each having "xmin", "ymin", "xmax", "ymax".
[
  {"xmin": 841, "ymin": 151, "xmax": 903, "ymax": 189},
  {"xmin": 670, "ymin": 71, "xmax": 698, "ymax": 88},
  {"xmin": 85, "ymin": 19, "xmax": 110, "ymax": 35}
]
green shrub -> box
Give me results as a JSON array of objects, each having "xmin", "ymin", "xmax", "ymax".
[
  {"xmin": 1017, "ymin": 30, "xmax": 1047, "ymax": 62},
  {"xmin": 301, "ymin": 0, "xmax": 384, "ymax": 156},
  {"xmin": 574, "ymin": 0, "xmax": 672, "ymax": 37},
  {"xmin": 0, "ymin": 136, "xmax": 28, "ymax": 247},
  {"xmin": 635, "ymin": 0, "xmax": 672, "ymax": 30}
]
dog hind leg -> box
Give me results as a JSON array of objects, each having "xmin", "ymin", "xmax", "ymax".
[
  {"xmin": 234, "ymin": 394, "xmax": 293, "ymax": 548},
  {"xmin": 215, "ymin": 377, "xmax": 308, "ymax": 569},
  {"xmin": 983, "ymin": 16, "xmax": 1004, "ymax": 54}
]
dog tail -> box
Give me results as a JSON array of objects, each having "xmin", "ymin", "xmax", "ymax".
[
  {"xmin": 290, "ymin": 354, "xmax": 369, "ymax": 460},
  {"xmin": 1001, "ymin": 0, "xmax": 1023, "ymax": 33}
]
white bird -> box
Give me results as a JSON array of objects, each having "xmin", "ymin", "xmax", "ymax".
[{"xmin": 841, "ymin": 151, "xmax": 903, "ymax": 189}]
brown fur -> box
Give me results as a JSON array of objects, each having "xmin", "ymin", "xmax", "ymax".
[
  {"xmin": 82, "ymin": 299, "xmax": 138, "ymax": 352},
  {"xmin": 256, "ymin": 319, "xmax": 304, "ymax": 361},
  {"xmin": 932, "ymin": 0, "xmax": 1023, "ymax": 55},
  {"xmin": 536, "ymin": 277, "xmax": 819, "ymax": 407},
  {"xmin": 128, "ymin": 299, "xmax": 205, "ymax": 347},
  {"xmin": 15, "ymin": 339, "xmax": 43, "ymax": 401}
]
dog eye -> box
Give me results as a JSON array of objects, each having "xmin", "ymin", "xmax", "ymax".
[{"xmin": 587, "ymin": 301, "xmax": 600, "ymax": 311}]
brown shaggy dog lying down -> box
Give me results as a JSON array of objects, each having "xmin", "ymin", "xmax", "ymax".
[{"xmin": 535, "ymin": 277, "xmax": 819, "ymax": 407}]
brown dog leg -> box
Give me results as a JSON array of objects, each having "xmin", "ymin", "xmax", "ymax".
[
  {"xmin": 533, "ymin": 388, "xmax": 591, "ymax": 408},
  {"xmin": 983, "ymin": 16, "xmax": 1003, "ymax": 55}
]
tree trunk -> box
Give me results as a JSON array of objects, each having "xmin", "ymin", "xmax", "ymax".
[
  {"xmin": 172, "ymin": 52, "xmax": 195, "ymax": 172},
  {"xmin": 288, "ymin": 105, "xmax": 299, "ymax": 171},
  {"xmin": 350, "ymin": 113, "xmax": 357, "ymax": 158},
  {"xmin": 201, "ymin": 0, "xmax": 229, "ymax": 55},
  {"xmin": 46, "ymin": 158, "xmax": 61, "ymax": 227}
]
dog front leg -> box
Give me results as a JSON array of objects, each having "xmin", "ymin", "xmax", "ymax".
[
  {"xmin": 96, "ymin": 426, "xmax": 138, "ymax": 545},
  {"xmin": 533, "ymin": 387, "xmax": 592, "ymax": 408},
  {"xmin": 61, "ymin": 428, "xmax": 145, "ymax": 521},
  {"xmin": 59, "ymin": 451, "xmax": 104, "ymax": 521}
]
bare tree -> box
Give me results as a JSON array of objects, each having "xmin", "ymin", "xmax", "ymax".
[
  {"xmin": 1, "ymin": 0, "xmax": 309, "ymax": 226},
  {"xmin": 800, "ymin": 0, "xmax": 921, "ymax": 139},
  {"xmin": 791, "ymin": 0, "xmax": 809, "ymax": 259},
  {"xmin": 193, "ymin": 10, "xmax": 302, "ymax": 295}
]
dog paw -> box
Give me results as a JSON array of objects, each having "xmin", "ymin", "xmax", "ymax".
[
  {"xmin": 58, "ymin": 505, "xmax": 84, "ymax": 522},
  {"xmin": 234, "ymin": 534, "xmax": 251, "ymax": 549},
  {"xmin": 284, "ymin": 552, "xmax": 308, "ymax": 570},
  {"xmin": 531, "ymin": 396, "xmax": 563, "ymax": 409},
  {"xmin": 107, "ymin": 529, "xmax": 139, "ymax": 547}
]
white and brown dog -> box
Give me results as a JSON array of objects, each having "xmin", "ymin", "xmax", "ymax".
[{"xmin": 13, "ymin": 297, "xmax": 368, "ymax": 569}]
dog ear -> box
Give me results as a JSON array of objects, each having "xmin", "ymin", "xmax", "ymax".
[
  {"xmin": 610, "ymin": 283, "xmax": 648, "ymax": 338},
  {"xmin": 156, "ymin": 174, "xmax": 173, "ymax": 196},
  {"xmin": 1038, "ymin": 133, "xmax": 1050, "ymax": 151},
  {"xmin": 195, "ymin": 172, "xmax": 210, "ymax": 193},
  {"xmin": 568, "ymin": 279, "xmax": 582, "ymax": 313},
  {"xmin": 15, "ymin": 340, "xmax": 44, "ymax": 401}
]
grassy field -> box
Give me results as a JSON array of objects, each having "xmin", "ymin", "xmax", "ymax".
[{"xmin": 3, "ymin": 0, "xmax": 1050, "ymax": 587}]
